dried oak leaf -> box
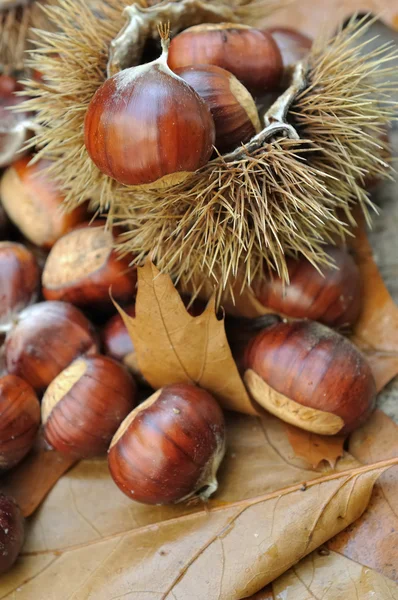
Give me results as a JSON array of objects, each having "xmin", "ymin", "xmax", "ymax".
[
  {"xmin": 115, "ymin": 260, "xmax": 257, "ymax": 415},
  {"xmin": 1, "ymin": 413, "xmax": 396, "ymax": 600}
]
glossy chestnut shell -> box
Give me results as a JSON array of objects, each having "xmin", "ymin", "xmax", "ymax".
[
  {"xmin": 168, "ymin": 24, "xmax": 283, "ymax": 95},
  {"xmin": 174, "ymin": 64, "xmax": 260, "ymax": 153},
  {"xmin": 5, "ymin": 301, "xmax": 98, "ymax": 392},
  {"xmin": 42, "ymin": 355, "xmax": 137, "ymax": 458},
  {"xmin": 0, "ymin": 242, "xmax": 40, "ymax": 332},
  {"xmin": 108, "ymin": 383, "xmax": 226, "ymax": 504},
  {"xmin": 244, "ymin": 320, "xmax": 376, "ymax": 434},
  {"xmin": 255, "ymin": 245, "xmax": 362, "ymax": 328},
  {"xmin": 0, "ymin": 156, "xmax": 86, "ymax": 248},
  {"xmin": 0, "ymin": 375, "xmax": 40, "ymax": 471},
  {"xmin": 84, "ymin": 60, "xmax": 215, "ymax": 186},
  {"xmin": 42, "ymin": 222, "xmax": 137, "ymax": 309}
]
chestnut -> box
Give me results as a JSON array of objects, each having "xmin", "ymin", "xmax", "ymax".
[
  {"xmin": 0, "ymin": 494, "xmax": 24, "ymax": 574},
  {"xmin": 168, "ymin": 24, "xmax": 283, "ymax": 95},
  {"xmin": 254, "ymin": 245, "xmax": 362, "ymax": 328},
  {"xmin": 84, "ymin": 25, "xmax": 215, "ymax": 187},
  {"xmin": 0, "ymin": 156, "xmax": 86, "ymax": 249},
  {"xmin": 174, "ymin": 64, "xmax": 261, "ymax": 153},
  {"xmin": 5, "ymin": 301, "xmax": 99, "ymax": 393},
  {"xmin": 42, "ymin": 221, "xmax": 137, "ymax": 309},
  {"xmin": 42, "ymin": 355, "xmax": 137, "ymax": 458},
  {"xmin": 0, "ymin": 242, "xmax": 40, "ymax": 333},
  {"xmin": 101, "ymin": 305, "xmax": 146, "ymax": 382},
  {"xmin": 266, "ymin": 27, "xmax": 312, "ymax": 74},
  {"xmin": 244, "ymin": 320, "xmax": 376, "ymax": 435},
  {"xmin": 0, "ymin": 74, "xmax": 30, "ymax": 168},
  {"xmin": 108, "ymin": 383, "xmax": 226, "ymax": 505},
  {"xmin": 0, "ymin": 375, "xmax": 40, "ymax": 471}
]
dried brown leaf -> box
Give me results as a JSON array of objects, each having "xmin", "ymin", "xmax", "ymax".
[
  {"xmin": 0, "ymin": 412, "xmax": 394, "ymax": 600},
  {"xmin": 328, "ymin": 410, "xmax": 398, "ymax": 581},
  {"xmin": 350, "ymin": 225, "xmax": 398, "ymax": 392},
  {"xmin": 272, "ymin": 549, "xmax": 398, "ymax": 599},
  {"xmin": 0, "ymin": 457, "xmax": 394, "ymax": 599},
  {"xmin": 0, "ymin": 439, "xmax": 76, "ymax": 517},
  {"xmin": 285, "ymin": 425, "xmax": 345, "ymax": 469},
  {"xmin": 115, "ymin": 260, "xmax": 256, "ymax": 415}
]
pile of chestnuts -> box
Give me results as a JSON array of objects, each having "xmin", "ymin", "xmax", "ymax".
[
  {"xmin": 83, "ymin": 22, "xmax": 311, "ymax": 187},
  {"xmin": 0, "ymin": 21, "xmax": 379, "ymax": 576}
]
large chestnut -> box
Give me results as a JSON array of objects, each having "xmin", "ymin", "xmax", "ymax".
[
  {"xmin": 254, "ymin": 245, "xmax": 362, "ymax": 328},
  {"xmin": 174, "ymin": 64, "xmax": 261, "ymax": 153},
  {"xmin": 42, "ymin": 221, "xmax": 137, "ymax": 309},
  {"xmin": 84, "ymin": 26, "xmax": 215, "ymax": 187},
  {"xmin": 0, "ymin": 74, "xmax": 30, "ymax": 168},
  {"xmin": 5, "ymin": 301, "xmax": 98, "ymax": 392},
  {"xmin": 168, "ymin": 24, "xmax": 283, "ymax": 95},
  {"xmin": 42, "ymin": 355, "xmax": 137, "ymax": 458},
  {"xmin": 244, "ymin": 321, "xmax": 376, "ymax": 435},
  {"xmin": 0, "ymin": 242, "xmax": 40, "ymax": 333},
  {"xmin": 108, "ymin": 383, "xmax": 226, "ymax": 505},
  {"xmin": 0, "ymin": 156, "xmax": 86, "ymax": 248},
  {"xmin": 0, "ymin": 375, "xmax": 40, "ymax": 471},
  {"xmin": 0, "ymin": 494, "xmax": 25, "ymax": 574}
]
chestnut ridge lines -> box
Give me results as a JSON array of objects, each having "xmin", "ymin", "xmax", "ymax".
[{"xmin": 22, "ymin": 2, "xmax": 396, "ymax": 299}]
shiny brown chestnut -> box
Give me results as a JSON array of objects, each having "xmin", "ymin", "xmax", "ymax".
[
  {"xmin": 42, "ymin": 355, "xmax": 137, "ymax": 458},
  {"xmin": 174, "ymin": 64, "xmax": 261, "ymax": 153},
  {"xmin": 84, "ymin": 26, "xmax": 215, "ymax": 187},
  {"xmin": 266, "ymin": 27, "xmax": 312, "ymax": 75},
  {"xmin": 42, "ymin": 221, "xmax": 137, "ymax": 309},
  {"xmin": 0, "ymin": 74, "xmax": 30, "ymax": 168},
  {"xmin": 244, "ymin": 320, "xmax": 376, "ymax": 435},
  {"xmin": 0, "ymin": 242, "xmax": 40, "ymax": 333},
  {"xmin": 0, "ymin": 375, "xmax": 40, "ymax": 471},
  {"xmin": 0, "ymin": 494, "xmax": 25, "ymax": 574},
  {"xmin": 5, "ymin": 301, "xmax": 98, "ymax": 393},
  {"xmin": 254, "ymin": 245, "xmax": 362, "ymax": 328},
  {"xmin": 101, "ymin": 305, "xmax": 146, "ymax": 383},
  {"xmin": 108, "ymin": 383, "xmax": 226, "ymax": 505},
  {"xmin": 168, "ymin": 24, "xmax": 283, "ymax": 95},
  {"xmin": 0, "ymin": 156, "xmax": 86, "ymax": 249}
]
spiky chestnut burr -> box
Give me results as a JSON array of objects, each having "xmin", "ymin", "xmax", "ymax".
[{"xmin": 20, "ymin": 3, "xmax": 396, "ymax": 296}]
